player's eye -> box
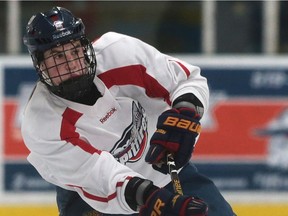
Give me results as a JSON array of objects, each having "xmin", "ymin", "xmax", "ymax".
[
  {"xmin": 54, "ymin": 52, "xmax": 65, "ymax": 59},
  {"xmin": 75, "ymin": 48, "xmax": 80, "ymax": 53},
  {"xmin": 72, "ymin": 48, "xmax": 81, "ymax": 56}
]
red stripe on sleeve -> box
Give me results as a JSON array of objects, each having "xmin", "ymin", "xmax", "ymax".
[
  {"xmin": 67, "ymin": 184, "xmax": 117, "ymax": 202},
  {"xmin": 67, "ymin": 177, "xmax": 133, "ymax": 203},
  {"xmin": 98, "ymin": 65, "xmax": 171, "ymax": 105},
  {"xmin": 172, "ymin": 60, "xmax": 191, "ymax": 77},
  {"xmin": 61, "ymin": 108, "xmax": 101, "ymax": 154}
]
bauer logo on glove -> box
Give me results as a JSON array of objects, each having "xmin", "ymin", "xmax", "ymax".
[
  {"xmin": 139, "ymin": 188, "xmax": 208, "ymax": 216},
  {"xmin": 145, "ymin": 108, "xmax": 201, "ymax": 174},
  {"xmin": 163, "ymin": 116, "xmax": 201, "ymax": 132}
]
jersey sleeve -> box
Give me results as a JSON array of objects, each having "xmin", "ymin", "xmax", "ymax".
[
  {"xmin": 94, "ymin": 32, "xmax": 209, "ymax": 114},
  {"xmin": 27, "ymin": 146, "xmax": 140, "ymax": 214}
]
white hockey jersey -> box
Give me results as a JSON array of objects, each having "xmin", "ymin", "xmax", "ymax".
[{"xmin": 21, "ymin": 32, "xmax": 209, "ymax": 214}]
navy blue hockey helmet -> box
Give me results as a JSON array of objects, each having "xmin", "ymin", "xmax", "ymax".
[{"xmin": 23, "ymin": 6, "xmax": 97, "ymax": 101}]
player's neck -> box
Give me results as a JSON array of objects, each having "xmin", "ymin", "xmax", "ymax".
[{"xmin": 72, "ymin": 83, "xmax": 102, "ymax": 106}]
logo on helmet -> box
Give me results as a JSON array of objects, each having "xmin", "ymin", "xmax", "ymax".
[
  {"xmin": 52, "ymin": 29, "xmax": 73, "ymax": 40},
  {"xmin": 54, "ymin": 20, "xmax": 64, "ymax": 30}
]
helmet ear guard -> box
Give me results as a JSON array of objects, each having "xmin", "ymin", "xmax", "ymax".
[{"xmin": 23, "ymin": 7, "xmax": 97, "ymax": 101}]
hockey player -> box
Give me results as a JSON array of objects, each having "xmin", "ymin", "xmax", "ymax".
[{"xmin": 22, "ymin": 6, "xmax": 236, "ymax": 216}]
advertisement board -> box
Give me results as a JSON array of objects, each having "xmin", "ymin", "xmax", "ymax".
[
  {"xmin": 0, "ymin": 57, "xmax": 55, "ymax": 208},
  {"xmin": 193, "ymin": 58, "xmax": 288, "ymax": 191},
  {"xmin": 1, "ymin": 55, "xmax": 288, "ymax": 205}
]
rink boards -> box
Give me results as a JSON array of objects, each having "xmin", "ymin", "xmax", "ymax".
[{"xmin": 1, "ymin": 204, "xmax": 288, "ymax": 216}]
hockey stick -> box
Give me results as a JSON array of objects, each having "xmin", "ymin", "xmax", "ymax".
[{"xmin": 167, "ymin": 153, "xmax": 183, "ymax": 195}]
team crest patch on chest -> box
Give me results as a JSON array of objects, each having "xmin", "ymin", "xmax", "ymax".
[{"xmin": 110, "ymin": 101, "xmax": 148, "ymax": 164}]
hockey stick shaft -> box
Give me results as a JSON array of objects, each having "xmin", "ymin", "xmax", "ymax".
[{"xmin": 167, "ymin": 153, "xmax": 183, "ymax": 195}]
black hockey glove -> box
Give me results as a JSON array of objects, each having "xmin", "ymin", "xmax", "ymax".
[
  {"xmin": 145, "ymin": 107, "xmax": 201, "ymax": 174},
  {"xmin": 125, "ymin": 177, "xmax": 208, "ymax": 216},
  {"xmin": 140, "ymin": 188, "xmax": 208, "ymax": 216}
]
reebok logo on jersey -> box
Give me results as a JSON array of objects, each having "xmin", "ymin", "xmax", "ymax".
[{"xmin": 100, "ymin": 107, "xmax": 117, "ymax": 123}]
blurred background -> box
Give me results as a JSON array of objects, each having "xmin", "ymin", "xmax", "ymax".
[
  {"xmin": 1, "ymin": 1, "xmax": 288, "ymax": 216},
  {"xmin": 2, "ymin": 1, "xmax": 288, "ymax": 54}
]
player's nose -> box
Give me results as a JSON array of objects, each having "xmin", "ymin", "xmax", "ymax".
[{"xmin": 65, "ymin": 54, "xmax": 78, "ymax": 71}]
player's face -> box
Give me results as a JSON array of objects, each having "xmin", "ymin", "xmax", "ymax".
[{"xmin": 41, "ymin": 40, "xmax": 87, "ymax": 86}]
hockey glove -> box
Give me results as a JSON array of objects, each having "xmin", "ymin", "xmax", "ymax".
[
  {"xmin": 145, "ymin": 108, "xmax": 201, "ymax": 174},
  {"xmin": 139, "ymin": 188, "xmax": 208, "ymax": 216}
]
